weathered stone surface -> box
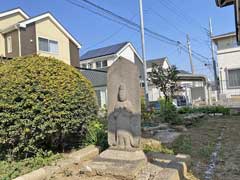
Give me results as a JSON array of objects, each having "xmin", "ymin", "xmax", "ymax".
[
  {"xmin": 153, "ymin": 130, "xmax": 181, "ymax": 144},
  {"xmin": 142, "ymin": 123, "xmax": 169, "ymax": 132},
  {"xmin": 107, "ymin": 57, "xmax": 141, "ymax": 150},
  {"xmin": 80, "ymin": 149, "xmax": 147, "ymax": 180},
  {"xmin": 175, "ymin": 154, "xmax": 191, "ymax": 167},
  {"xmin": 13, "ymin": 166, "xmax": 59, "ymax": 180},
  {"xmin": 171, "ymin": 125, "xmax": 188, "ymax": 132},
  {"xmin": 153, "ymin": 168, "xmax": 180, "ymax": 180},
  {"xmin": 13, "ymin": 145, "xmax": 99, "ymax": 180},
  {"xmin": 136, "ymin": 163, "xmax": 164, "ymax": 180},
  {"xmin": 146, "ymin": 152, "xmax": 190, "ymax": 180}
]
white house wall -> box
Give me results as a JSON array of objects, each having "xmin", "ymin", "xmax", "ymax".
[
  {"xmin": 118, "ymin": 45, "xmax": 135, "ymax": 63},
  {"xmin": 217, "ymin": 48, "xmax": 240, "ymax": 98}
]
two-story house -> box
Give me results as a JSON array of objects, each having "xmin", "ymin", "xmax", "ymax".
[
  {"xmin": 80, "ymin": 42, "xmax": 144, "ymax": 108},
  {"xmin": 0, "ymin": 8, "xmax": 81, "ymax": 67},
  {"xmin": 80, "ymin": 41, "xmax": 144, "ymax": 78},
  {"xmin": 212, "ymin": 32, "xmax": 240, "ymax": 107}
]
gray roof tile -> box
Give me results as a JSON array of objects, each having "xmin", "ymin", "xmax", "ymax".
[
  {"xmin": 81, "ymin": 42, "xmax": 129, "ymax": 61},
  {"xmin": 81, "ymin": 69, "xmax": 107, "ymax": 87}
]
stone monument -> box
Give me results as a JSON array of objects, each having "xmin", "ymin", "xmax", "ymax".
[
  {"xmin": 81, "ymin": 57, "xmax": 147, "ymax": 179},
  {"xmin": 80, "ymin": 58, "xmax": 189, "ymax": 180},
  {"xmin": 108, "ymin": 60, "xmax": 141, "ymax": 150}
]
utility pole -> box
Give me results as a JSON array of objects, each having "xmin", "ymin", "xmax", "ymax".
[
  {"xmin": 209, "ymin": 18, "xmax": 218, "ymax": 91},
  {"xmin": 186, "ymin": 34, "xmax": 194, "ymax": 74},
  {"xmin": 139, "ymin": 0, "xmax": 149, "ymax": 106}
]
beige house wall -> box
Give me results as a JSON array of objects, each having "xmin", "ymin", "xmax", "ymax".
[
  {"xmin": 35, "ymin": 18, "xmax": 70, "ymax": 65},
  {"xmin": 0, "ymin": 13, "xmax": 26, "ymax": 56}
]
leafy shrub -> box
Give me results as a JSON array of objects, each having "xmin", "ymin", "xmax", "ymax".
[
  {"xmin": 159, "ymin": 99, "xmax": 183, "ymax": 125},
  {"xmin": 141, "ymin": 97, "xmax": 156, "ymax": 122},
  {"xmin": 0, "ymin": 56, "xmax": 98, "ymax": 160},
  {"xmin": 83, "ymin": 120, "xmax": 108, "ymax": 151},
  {"xmin": 178, "ymin": 106, "xmax": 193, "ymax": 114},
  {"xmin": 178, "ymin": 106, "xmax": 230, "ymax": 115}
]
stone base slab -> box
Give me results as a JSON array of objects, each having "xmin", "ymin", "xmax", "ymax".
[
  {"xmin": 80, "ymin": 149, "xmax": 190, "ymax": 180},
  {"xmin": 80, "ymin": 148, "xmax": 147, "ymax": 180}
]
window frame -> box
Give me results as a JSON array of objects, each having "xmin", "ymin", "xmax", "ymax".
[
  {"xmin": 227, "ymin": 68, "xmax": 240, "ymax": 89},
  {"xmin": 102, "ymin": 60, "xmax": 108, "ymax": 67},
  {"xmin": 7, "ymin": 35, "xmax": 12, "ymax": 53},
  {"xmin": 96, "ymin": 61, "xmax": 102, "ymax": 69},
  {"xmin": 81, "ymin": 63, "xmax": 87, "ymax": 68},
  {"xmin": 96, "ymin": 60, "xmax": 108, "ymax": 69},
  {"xmin": 38, "ymin": 37, "xmax": 59, "ymax": 54},
  {"xmin": 87, "ymin": 63, "xmax": 93, "ymax": 69}
]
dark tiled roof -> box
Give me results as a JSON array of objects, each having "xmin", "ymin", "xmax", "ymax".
[
  {"xmin": 81, "ymin": 42, "xmax": 129, "ymax": 61},
  {"xmin": 81, "ymin": 69, "xmax": 107, "ymax": 87},
  {"xmin": 146, "ymin": 57, "xmax": 167, "ymax": 68}
]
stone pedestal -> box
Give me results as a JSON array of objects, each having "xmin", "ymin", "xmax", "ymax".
[{"xmin": 81, "ymin": 148, "xmax": 147, "ymax": 180}]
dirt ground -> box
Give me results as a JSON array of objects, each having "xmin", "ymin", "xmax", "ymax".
[
  {"xmin": 50, "ymin": 116, "xmax": 240, "ymax": 180},
  {"xmin": 171, "ymin": 116, "xmax": 240, "ymax": 180}
]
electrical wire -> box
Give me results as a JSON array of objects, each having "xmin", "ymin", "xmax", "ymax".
[{"xmin": 65, "ymin": 0, "xmax": 210, "ymax": 64}]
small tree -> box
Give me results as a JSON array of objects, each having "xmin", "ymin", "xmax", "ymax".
[{"xmin": 149, "ymin": 64, "xmax": 181, "ymax": 103}]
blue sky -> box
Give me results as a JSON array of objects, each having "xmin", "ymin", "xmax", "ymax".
[{"xmin": 1, "ymin": 0, "xmax": 236, "ymax": 79}]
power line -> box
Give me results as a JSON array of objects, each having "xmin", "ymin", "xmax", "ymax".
[
  {"xmin": 148, "ymin": 7, "xmax": 209, "ymax": 47},
  {"xmin": 66, "ymin": 0, "xmax": 209, "ymax": 64},
  {"xmin": 149, "ymin": 8, "xmax": 187, "ymax": 36},
  {"xmin": 83, "ymin": 14, "xmax": 138, "ymax": 53},
  {"xmin": 163, "ymin": 0, "xmax": 209, "ymax": 32},
  {"xmin": 65, "ymin": 0, "xmax": 140, "ymax": 32}
]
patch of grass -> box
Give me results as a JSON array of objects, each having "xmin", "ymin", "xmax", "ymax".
[
  {"xmin": 198, "ymin": 142, "xmax": 215, "ymax": 159},
  {"xmin": 0, "ymin": 153, "xmax": 61, "ymax": 180},
  {"xmin": 171, "ymin": 135, "xmax": 192, "ymax": 155},
  {"xmin": 143, "ymin": 144, "xmax": 174, "ymax": 155}
]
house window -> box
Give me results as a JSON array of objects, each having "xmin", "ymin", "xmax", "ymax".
[
  {"xmin": 95, "ymin": 89, "xmax": 107, "ymax": 107},
  {"xmin": 102, "ymin": 60, "xmax": 107, "ymax": 67},
  {"xmin": 96, "ymin": 61, "xmax": 102, "ymax": 68},
  {"xmin": 81, "ymin": 64, "xmax": 87, "ymax": 68},
  {"xmin": 87, "ymin": 63, "xmax": 93, "ymax": 69},
  {"xmin": 96, "ymin": 60, "xmax": 108, "ymax": 69},
  {"xmin": 228, "ymin": 69, "xmax": 240, "ymax": 88},
  {"xmin": 7, "ymin": 36, "xmax": 12, "ymax": 53},
  {"xmin": 38, "ymin": 37, "xmax": 58, "ymax": 54}
]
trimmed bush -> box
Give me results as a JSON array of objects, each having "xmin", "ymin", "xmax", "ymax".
[
  {"xmin": 0, "ymin": 56, "xmax": 98, "ymax": 159},
  {"xmin": 178, "ymin": 106, "xmax": 230, "ymax": 115}
]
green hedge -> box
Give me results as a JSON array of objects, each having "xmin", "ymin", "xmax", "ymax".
[
  {"xmin": 0, "ymin": 56, "xmax": 98, "ymax": 160},
  {"xmin": 178, "ymin": 106, "xmax": 230, "ymax": 115}
]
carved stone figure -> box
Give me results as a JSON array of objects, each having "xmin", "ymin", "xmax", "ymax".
[{"xmin": 108, "ymin": 83, "xmax": 140, "ymax": 149}]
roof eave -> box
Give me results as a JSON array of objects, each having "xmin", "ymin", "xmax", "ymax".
[
  {"xmin": 80, "ymin": 53, "xmax": 116, "ymax": 61},
  {"xmin": 0, "ymin": 24, "xmax": 19, "ymax": 34},
  {"xmin": 0, "ymin": 8, "xmax": 29, "ymax": 19},
  {"xmin": 117, "ymin": 42, "xmax": 143, "ymax": 63},
  {"xmin": 211, "ymin": 32, "xmax": 236, "ymax": 41},
  {"xmin": 18, "ymin": 12, "xmax": 81, "ymax": 48}
]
